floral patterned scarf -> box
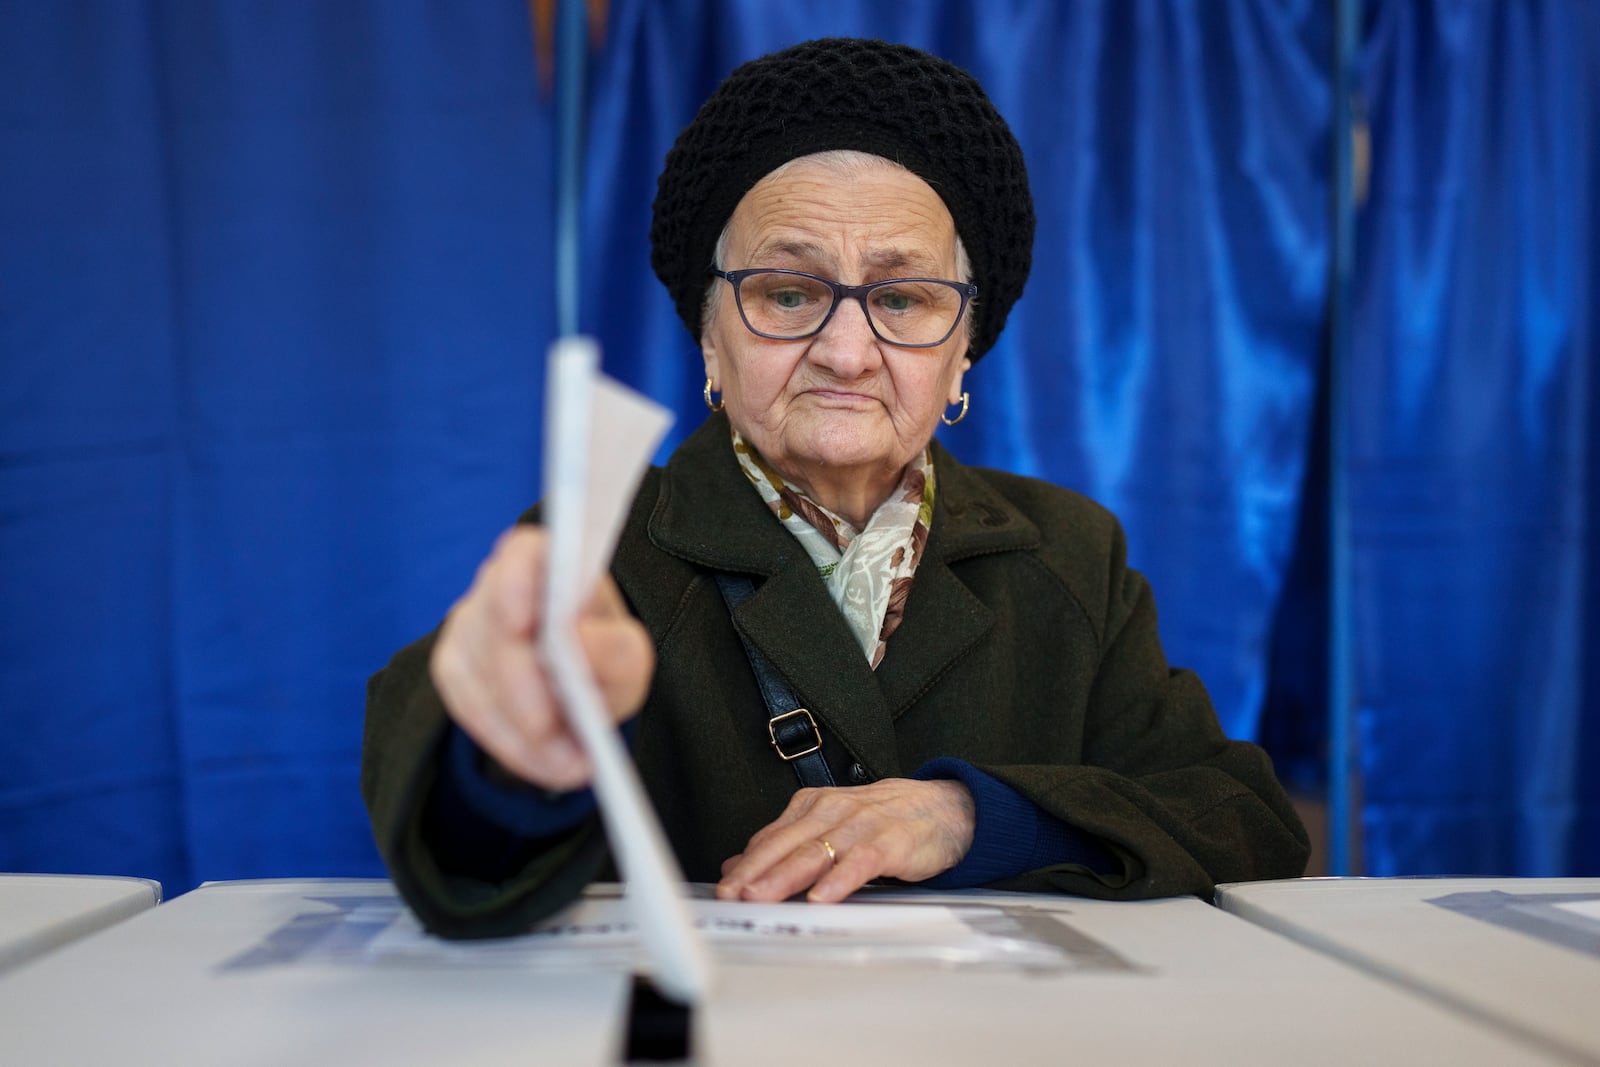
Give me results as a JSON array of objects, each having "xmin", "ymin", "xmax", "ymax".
[{"xmin": 732, "ymin": 431, "xmax": 934, "ymax": 669}]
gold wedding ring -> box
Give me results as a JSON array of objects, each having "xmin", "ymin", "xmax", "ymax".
[{"xmin": 819, "ymin": 839, "xmax": 836, "ymax": 865}]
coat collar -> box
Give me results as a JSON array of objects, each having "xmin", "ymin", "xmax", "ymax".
[{"xmin": 646, "ymin": 413, "xmax": 1040, "ymax": 775}]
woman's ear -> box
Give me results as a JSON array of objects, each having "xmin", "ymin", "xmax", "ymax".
[
  {"xmin": 702, "ymin": 346, "xmax": 720, "ymax": 392},
  {"xmin": 700, "ymin": 321, "xmax": 721, "ymax": 389},
  {"xmin": 948, "ymin": 357, "xmax": 972, "ymax": 405}
]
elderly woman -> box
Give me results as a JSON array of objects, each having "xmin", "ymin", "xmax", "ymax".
[{"xmin": 363, "ymin": 38, "xmax": 1309, "ymax": 938}]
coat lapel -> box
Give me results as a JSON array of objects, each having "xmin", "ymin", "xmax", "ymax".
[
  {"xmin": 646, "ymin": 417, "xmax": 1039, "ymax": 776},
  {"xmin": 874, "ymin": 442, "xmax": 1041, "ymax": 716}
]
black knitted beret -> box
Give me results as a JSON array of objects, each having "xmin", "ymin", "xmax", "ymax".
[{"xmin": 650, "ymin": 37, "xmax": 1034, "ymax": 363}]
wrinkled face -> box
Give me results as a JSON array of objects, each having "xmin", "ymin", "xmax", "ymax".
[{"xmin": 701, "ymin": 157, "xmax": 971, "ymax": 515}]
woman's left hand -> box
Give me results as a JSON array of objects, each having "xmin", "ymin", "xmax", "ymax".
[{"xmin": 716, "ymin": 778, "xmax": 975, "ymax": 903}]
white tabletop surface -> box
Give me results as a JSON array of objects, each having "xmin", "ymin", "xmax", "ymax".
[
  {"xmin": 0, "ymin": 873, "xmax": 161, "ymax": 974},
  {"xmin": 0, "ymin": 878, "xmax": 1572, "ymax": 1066},
  {"xmin": 1215, "ymin": 877, "xmax": 1600, "ymax": 1065}
]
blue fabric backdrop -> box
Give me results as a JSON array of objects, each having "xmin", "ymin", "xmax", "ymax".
[
  {"xmin": 1, "ymin": 3, "xmax": 555, "ymax": 888},
  {"xmin": 1, "ymin": 1, "xmax": 1594, "ymax": 894},
  {"xmin": 1351, "ymin": 1, "xmax": 1600, "ymax": 875}
]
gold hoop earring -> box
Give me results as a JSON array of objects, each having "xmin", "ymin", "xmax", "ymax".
[
  {"xmin": 941, "ymin": 391, "xmax": 969, "ymax": 426},
  {"xmin": 704, "ymin": 378, "xmax": 723, "ymax": 413}
]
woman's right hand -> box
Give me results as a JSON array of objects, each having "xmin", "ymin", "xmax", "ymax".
[{"xmin": 429, "ymin": 526, "xmax": 655, "ymax": 791}]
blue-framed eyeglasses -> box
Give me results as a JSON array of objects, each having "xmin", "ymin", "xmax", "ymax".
[{"xmin": 711, "ymin": 268, "xmax": 977, "ymax": 348}]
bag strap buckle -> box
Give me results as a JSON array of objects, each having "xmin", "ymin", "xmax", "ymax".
[{"xmin": 767, "ymin": 707, "xmax": 823, "ymax": 761}]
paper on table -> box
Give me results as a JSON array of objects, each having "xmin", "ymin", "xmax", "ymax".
[
  {"xmin": 357, "ymin": 896, "xmax": 1079, "ymax": 973},
  {"xmin": 540, "ymin": 337, "xmax": 711, "ymax": 1003},
  {"xmin": 1552, "ymin": 899, "xmax": 1600, "ymax": 924},
  {"xmin": 517, "ymin": 897, "xmax": 1069, "ymax": 970}
]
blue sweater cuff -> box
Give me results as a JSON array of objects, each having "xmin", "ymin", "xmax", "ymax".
[
  {"xmin": 910, "ymin": 757, "xmax": 1117, "ymax": 888},
  {"xmin": 436, "ymin": 723, "xmax": 603, "ymax": 839}
]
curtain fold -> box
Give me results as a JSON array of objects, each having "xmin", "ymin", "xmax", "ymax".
[
  {"xmin": 1352, "ymin": 0, "xmax": 1599, "ymax": 875},
  {"xmin": 2, "ymin": 2, "xmax": 558, "ymax": 892},
  {"xmin": 1, "ymin": 2, "xmax": 191, "ymax": 890}
]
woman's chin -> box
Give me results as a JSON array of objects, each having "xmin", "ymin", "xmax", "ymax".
[{"xmin": 787, "ymin": 425, "xmax": 898, "ymax": 473}]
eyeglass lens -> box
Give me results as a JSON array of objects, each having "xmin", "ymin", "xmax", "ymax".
[{"xmin": 735, "ymin": 272, "xmax": 964, "ymax": 346}]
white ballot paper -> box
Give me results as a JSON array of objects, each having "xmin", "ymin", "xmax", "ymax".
[
  {"xmin": 355, "ymin": 894, "xmax": 1084, "ymax": 974},
  {"xmin": 539, "ymin": 337, "xmax": 711, "ymax": 1003}
]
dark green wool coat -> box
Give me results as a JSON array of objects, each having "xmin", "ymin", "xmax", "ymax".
[{"xmin": 363, "ymin": 412, "xmax": 1309, "ymax": 938}]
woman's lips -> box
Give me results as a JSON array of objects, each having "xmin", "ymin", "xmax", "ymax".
[{"xmin": 804, "ymin": 389, "xmax": 876, "ymax": 405}]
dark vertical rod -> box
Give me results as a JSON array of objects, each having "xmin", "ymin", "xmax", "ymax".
[
  {"xmin": 1327, "ymin": 0, "xmax": 1361, "ymax": 875},
  {"xmin": 555, "ymin": 0, "xmax": 586, "ymax": 336}
]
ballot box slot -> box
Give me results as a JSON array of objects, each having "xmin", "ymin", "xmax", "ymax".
[{"xmin": 622, "ymin": 972, "xmax": 693, "ymax": 1063}]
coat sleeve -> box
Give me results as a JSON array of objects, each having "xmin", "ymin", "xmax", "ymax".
[
  {"xmin": 974, "ymin": 521, "xmax": 1311, "ymax": 900},
  {"xmin": 361, "ymin": 627, "xmax": 609, "ymax": 938}
]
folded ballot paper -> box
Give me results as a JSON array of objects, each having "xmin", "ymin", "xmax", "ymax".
[{"xmin": 538, "ymin": 337, "xmax": 710, "ymax": 1003}]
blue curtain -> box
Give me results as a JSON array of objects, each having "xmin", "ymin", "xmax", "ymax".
[
  {"xmin": 1, "ymin": 3, "xmax": 556, "ymax": 890},
  {"xmin": 1, "ymin": 1, "xmax": 1594, "ymax": 894},
  {"xmin": 1351, "ymin": 1, "xmax": 1600, "ymax": 875}
]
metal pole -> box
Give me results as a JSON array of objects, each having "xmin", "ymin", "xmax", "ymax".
[
  {"xmin": 554, "ymin": 0, "xmax": 586, "ymax": 336},
  {"xmin": 1326, "ymin": 0, "xmax": 1361, "ymax": 876}
]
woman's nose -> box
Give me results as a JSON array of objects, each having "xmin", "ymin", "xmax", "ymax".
[{"xmin": 806, "ymin": 296, "xmax": 882, "ymax": 376}]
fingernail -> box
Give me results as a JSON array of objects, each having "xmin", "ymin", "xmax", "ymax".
[{"xmin": 806, "ymin": 881, "xmax": 839, "ymax": 904}]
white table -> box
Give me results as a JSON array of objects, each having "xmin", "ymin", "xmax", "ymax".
[
  {"xmin": 1215, "ymin": 877, "xmax": 1600, "ymax": 1066},
  {"xmin": 0, "ymin": 878, "xmax": 1569, "ymax": 1065},
  {"xmin": 0, "ymin": 874, "xmax": 161, "ymax": 974}
]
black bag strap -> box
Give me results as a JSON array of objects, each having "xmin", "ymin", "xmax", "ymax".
[{"xmin": 713, "ymin": 574, "xmax": 837, "ymax": 789}]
